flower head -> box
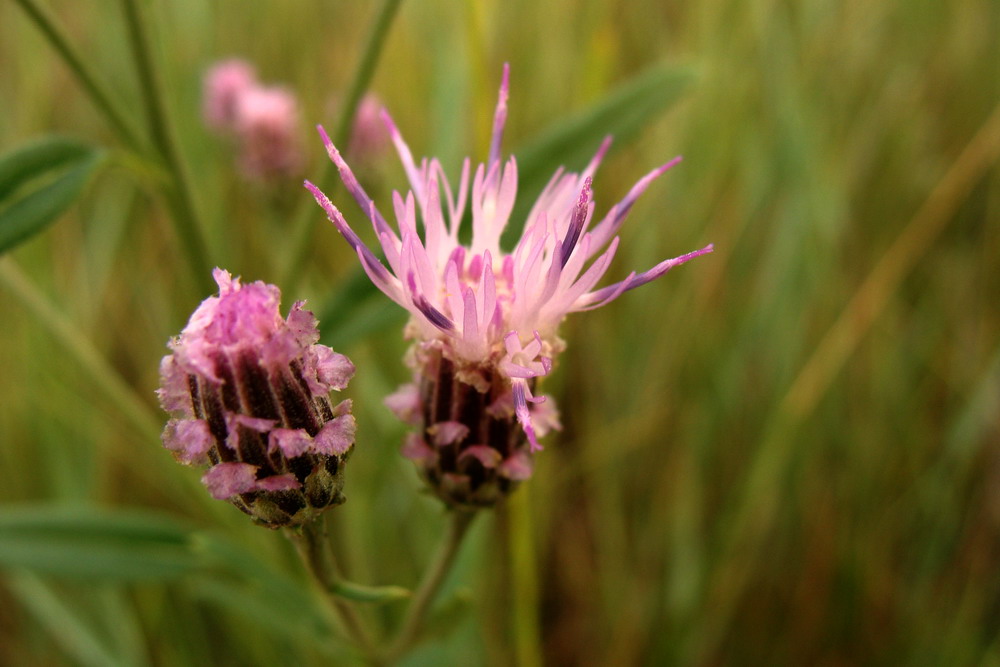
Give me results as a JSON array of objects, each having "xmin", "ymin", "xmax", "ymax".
[
  {"xmin": 158, "ymin": 269, "xmax": 356, "ymax": 527},
  {"xmin": 203, "ymin": 59, "xmax": 257, "ymax": 131},
  {"xmin": 307, "ymin": 65, "xmax": 710, "ymax": 507},
  {"xmin": 233, "ymin": 86, "xmax": 303, "ymax": 181}
]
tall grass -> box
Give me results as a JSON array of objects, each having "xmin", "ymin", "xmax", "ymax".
[{"xmin": 1, "ymin": 0, "xmax": 998, "ymax": 664}]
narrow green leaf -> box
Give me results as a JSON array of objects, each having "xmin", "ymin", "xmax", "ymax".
[
  {"xmin": 0, "ymin": 137, "xmax": 104, "ymax": 254},
  {"xmin": 511, "ymin": 63, "xmax": 696, "ymax": 227},
  {"xmin": 0, "ymin": 137, "xmax": 91, "ymax": 201},
  {"xmin": 0, "ymin": 504, "xmax": 197, "ymax": 581},
  {"xmin": 5, "ymin": 571, "xmax": 120, "ymax": 667}
]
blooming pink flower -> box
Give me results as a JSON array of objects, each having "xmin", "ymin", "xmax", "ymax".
[
  {"xmin": 203, "ymin": 59, "xmax": 257, "ymax": 131},
  {"xmin": 307, "ymin": 66, "xmax": 711, "ymax": 507},
  {"xmin": 158, "ymin": 269, "xmax": 355, "ymax": 526}
]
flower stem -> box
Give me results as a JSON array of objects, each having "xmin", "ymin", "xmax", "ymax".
[
  {"xmin": 287, "ymin": 518, "xmax": 379, "ymax": 657},
  {"xmin": 508, "ymin": 485, "xmax": 544, "ymax": 667},
  {"xmin": 12, "ymin": 0, "xmax": 144, "ymax": 152},
  {"xmin": 383, "ymin": 509, "xmax": 477, "ymax": 662},
  {"xmin": 277, "ymin": 0, "xmax": 405, "ymax": 291},
  {"xmin": 119, "ymin": 0, "xmax": 214, "ymax": 290}
]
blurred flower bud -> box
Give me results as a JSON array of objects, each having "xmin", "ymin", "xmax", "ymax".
[
  {"xmin": 234, "ymin": 86, "xmax": 303, "ymax": 181},
  {"xmin": 203, "ymin": 59, "xmax": 257, "ymax": 131},
  {"xmin": 158, "ymin": 269, "xmax": 356, "ymax": 527},
  {"xmin": 348, "ymin": 93, "xmax": 390, "ymax": 162}
]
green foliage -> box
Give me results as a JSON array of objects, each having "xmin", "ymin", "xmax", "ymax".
[
  {"xmin": 0, "ymin": 137, "xmax": 103, "ymax": 254},
  {"xmin": 1, "ymin": 0, "xmax": 998, "ymax": 665}
]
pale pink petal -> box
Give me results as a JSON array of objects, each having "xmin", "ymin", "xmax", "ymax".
[
  {"xmin": 385, "ymin": 384, "xmax": 422, "ymax": 425},
  {"xmin": 459, "ymin": 445, "xmax": 503, "ymax": 469},
  {"xmin": 314, "ymin": 415, "xmax": 356, "ymax": 455},
  {"xmin": 202, "ymin": 462, "xmax": 259, "ymax": 499},
  {"xmin": 401, "ymin": 432, "xmax": 437, "ymax": 464},
  {"xmin": 269, "ymin": 428, "xmax": 312, "ymax": 458},
  {"xmin": 255, "ymin": 474, "xmax": 300, "ymax": 492},
  {"xmin": 162, "ymin": 418, "xmax": 215, "ymax": 464},
  {"xmin": 428, "ymin": 421, "xmax": 470, "ymax": 446}
]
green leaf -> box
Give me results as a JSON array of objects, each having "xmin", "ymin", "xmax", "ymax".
[
  {"xmin": 0, "ymin": 137, "xmax": 104, "ymax": 255},
  {"xmin": 510, "ymin": 63, "xmax": 696, "ymax": 228},
  {"xmin": 0, "ymin": 504, "xmax": 198, "ymax": 581}
]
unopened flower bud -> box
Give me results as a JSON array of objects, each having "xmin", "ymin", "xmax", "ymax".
[
  {"xmin": 234, "ymin": 86, "xmax": 302, "ymax": 181},
  {"xmin": 158, "ymin": 269, "xmax": 356, "ymax": 527},
  {"xmin": 203, "ymin": 59, "xmax": 257, "ymax": 131},
  {"xmin": 387, "ymin": 344, "xmax": 559, "ymax": 509}
]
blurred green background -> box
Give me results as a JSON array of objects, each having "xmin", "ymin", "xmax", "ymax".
[{"xmin": 1, "ymin": 0, "xmax": 999, "ymax": 664}]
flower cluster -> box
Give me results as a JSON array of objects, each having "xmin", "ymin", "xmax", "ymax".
[
  {"xmin": 307, "ymin": 65, "xmax": 712, "ymax": 507},
  {"xmin": 203, "ymin": 59, "xmax": 302, "ymax": 181},
  {"xmin": 158, "ymin": 269, "xmax": 356, "ymax": 527}
]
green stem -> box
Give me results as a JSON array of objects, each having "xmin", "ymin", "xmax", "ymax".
[
  {"xmin": 508, "ymin": 486, "xmax": 544, "ymax": 667},
  {"xmin": 120, "ymin": 0, "xmax": 214, "ymax": 290},
  {"xmin": 287, "ymin": 519, "xmax": 379, "ymax": 657},
  {"xmin": 12, "ymin": 0, "xmax": 144, "ymax": 152},
  {"xmin": 384, "ymin": 510, "xmax": 477, "ymax": 662},
  {"xmin": 277, "ymin": 0, "xmax": 405, "ymax": 290}
]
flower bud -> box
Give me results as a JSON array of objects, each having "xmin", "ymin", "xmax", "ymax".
[
  {"xmin": 158, "ymin": 269, "xmax": 356, "ymax": 527},
  {"xmin": 387, "ymin": 344, "xmax": 559, "ymax": 509},
  {"xmin": 203, "ymin": 59, "xmax": 257, "ymax": 132}
]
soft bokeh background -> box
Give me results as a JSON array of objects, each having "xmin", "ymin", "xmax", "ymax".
[{"xmin": 2, "ymin": 0, "xmax": 999, "ymax": 664}]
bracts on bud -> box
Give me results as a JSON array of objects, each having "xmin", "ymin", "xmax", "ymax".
[
  {"xmin": 158, "ymin": 269, "xmax": 356, "ymax": 528},
  {"xmin": 389, "ymin": 344, "xmax": 559, "ymax": 509}
]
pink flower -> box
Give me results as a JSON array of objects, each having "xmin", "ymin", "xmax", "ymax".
[
  {"xmin": 307, "ymin": 66, "xmax": 710, "ymax": 507},
  {"xmin": 233, "ymin": 86, "xmax": 303, "ymax": 181},
  {"xmin": 348, "ymin": 93, "xmax": 391, "ymax": 161},
  {"xmin": 158, "ymin": 269, "xmax": 355, "ymax": 526},
  {"xmin": 203, "ymin": 59, "xmax": 257, "ymax": 131}
]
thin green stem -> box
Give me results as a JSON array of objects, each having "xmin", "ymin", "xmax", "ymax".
[
  {"xmin": 12, "ymin": 0, "xmax": 144, "ymax": 152},
  {"xmin": 508, "ymin": 486, "xmax": 544, "ymax": 667},
  {"xmin": 383, "ymin": 510, "xmax": 477, "ymax": 662},
  {"xmin": 277, "ymin": 0, "xmax": 405, "ymax": 290},
  {"xmin": 287, "ymin": 519, "xmax": 379, "ymax": 658},
  {"xmin": 120, "ymin": 0, "xmax": 214, "ymax": 290}
]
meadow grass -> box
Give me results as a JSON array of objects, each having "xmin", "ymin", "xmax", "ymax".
[{"xmin": 0, "ymin": 0, "xmax": 998, "ymax": 664}]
